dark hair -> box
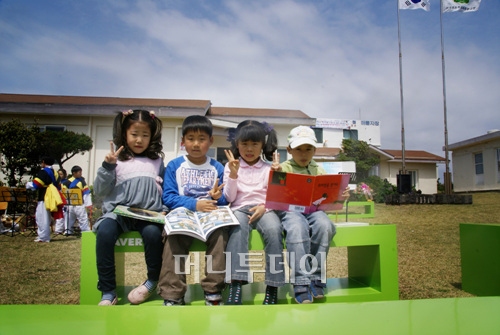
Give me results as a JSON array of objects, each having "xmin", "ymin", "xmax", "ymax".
[
  {"xmin": 58, "ymin": 169, "xmax": 67, "ymax": 178},
  {"xmin": 226, "ymin": 120, "xmax": 278, "ymax": 161},
  {"xmin": 41, "ymin": 156, "xmax": 55, "ymax": 166},
  {"xmin": 182, "ymin": 115, "xmax": 213, "ymax": 137},
  {"xmin": 71, "ymin": 165, "xmax": 82, "ymax": 173},
  {"xmin": 112, "ymin": 109, "xmax": 164, "ymax": 161}
]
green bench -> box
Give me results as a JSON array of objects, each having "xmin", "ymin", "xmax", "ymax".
[
  {"xmin": 80, "ymin": 224, "xmax": 398, "ymax": 305},
  {"xmin": 328, "ymin": 201, "xmax": 375, "ymax": 221},
  {"xmin": 460, "ymin": 223, "xmax": 500, "ymax": 296}
]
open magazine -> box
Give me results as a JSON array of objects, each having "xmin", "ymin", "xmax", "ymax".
[
  {"xmin": 265, "ymin": 171, "xmax": 350, "ymax": 214},
  {"xmin": 163, "ymin": 206, "xmax": 240, "ymax": 242},
  {"xmin": 113, "ymin": 205, "xmax": 166, "ymax": 224}
]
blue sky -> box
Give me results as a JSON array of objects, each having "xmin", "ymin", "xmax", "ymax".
[{"xmin": 1, "ymin": 0, "xmax": 498, "ymax": 170}]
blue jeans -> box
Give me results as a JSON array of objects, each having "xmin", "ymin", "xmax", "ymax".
[
  {"xmin": 226, "ymin": 206, "xmax": 285, "ymax": 287},
  {"xmin": 95, "ymin": 217, "xmax": 163, "ymax": 293},
  {"xmin": 278, "ymin": 210, "xmax": 335, "ymax": 286}
]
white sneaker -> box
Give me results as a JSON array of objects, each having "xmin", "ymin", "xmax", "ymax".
[{"xmin": 34, "ymin": 237, "xmax": 49, "ymax": 243}]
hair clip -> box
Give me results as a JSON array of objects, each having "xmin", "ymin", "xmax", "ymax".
[
  {"xmin": 149, "ymin": 110, "xmax": 155, "ymax": 119},
  {"xmin": 122, "ymin": 109, "xmax": 133, "ymax": 116},
  {"xmin": 262, "ymin": 121, "xmax": 274, "ymax": 134}
]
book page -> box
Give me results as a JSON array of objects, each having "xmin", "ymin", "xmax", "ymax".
[
  {"xmin": 196, "ymin": 206, "xmax": 240, "ymax": 238},
  {"xmin": 113, "ymin": 205, "xmax": 165, "ymax": 224},
  {"xmin": 164, "ymin": 207, "xmax": 204, "ymax": 237}
]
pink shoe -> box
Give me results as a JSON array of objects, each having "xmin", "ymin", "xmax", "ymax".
[{"xmin": 128, "ymin": 282, "xmax": 153, "ymax": 305}]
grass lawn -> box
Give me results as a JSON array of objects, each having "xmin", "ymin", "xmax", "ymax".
[{"xmin": 1, "ymin": 192, "xmax": 499, "ymax": 304}]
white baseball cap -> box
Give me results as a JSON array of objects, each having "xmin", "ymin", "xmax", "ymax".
[{"xmin": 287, "ymin": 126, "xmax": 319, "ymax": 149}]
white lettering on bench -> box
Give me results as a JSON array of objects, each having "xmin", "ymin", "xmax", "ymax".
[{"xmin": 115, "ymin": 237, "xmax": 143, "ymax": 247}]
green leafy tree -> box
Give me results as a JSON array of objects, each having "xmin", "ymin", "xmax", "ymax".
[
  {"xmin": 0, "ymin": 119, "xmax": 41, "ymax": 186},
  {"xmin": 38, "ymin": 130, "xmax": 93, "ymax": 170},
  {"xmin": 336, "ymin": 139, "xmax": 380, "ymax": 181}
]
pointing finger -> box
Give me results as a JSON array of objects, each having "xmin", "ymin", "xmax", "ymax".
[
  {"xmin": 212, "ymin": 178, "xmax": 220, "ymax": 191},
  {"xmin": 114, "ymin": 146, "xmax": 124, "ymax": 157}
]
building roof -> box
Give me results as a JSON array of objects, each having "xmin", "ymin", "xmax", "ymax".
[
  {"xmin": 209, "ymin": 106, "xmax": 315, "ymax": 126},
  {"xmin": 373, "ymin": 147, "xmax": 446, "ymax": 163},
  {"xmin": 0, "ymin": 93, "xmax": 211, "ymax": 117},
  {"xmin": 447, "ymin": 130, "xmax": 500, "ymax": 151}
]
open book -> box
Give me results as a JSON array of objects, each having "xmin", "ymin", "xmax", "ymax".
[
  {"xmin": 113, "ymin": 205, "xmax": 166, "ymax": 224},
  {"xmin": 164, "ymin": 206, "xmax": 240, "ymax": 242},
  {"xmin": 265, "ymin": 171, "xmax": 350, "ymax": 214}
]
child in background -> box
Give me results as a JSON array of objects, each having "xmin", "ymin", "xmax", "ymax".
[
  {"xmin": 359, "ymin": 182, "xmax": 374, "ymax": 201},
  {"xmin": 93, "ymin": 109, "xmax": 165, "ymax": 306},
  {"xmin": 223, "ymin": 120, "xmax": 285, "ymax": 305},
  {"xmin": 274, "ymin": 126, "xmax": 349, "ymax": 304},
  {"xmin": 60, "ymin": 165, "xmax": 93, "ymax": 235},
  {"xmin": 25, "ymin": 156, "xmax": 62, "ymax": 243},
  {"xmin": 54, "ymin": 168, "xmax": 68, "ymax": 235},
  {"xmin": 158, "ymin": 115, "xmax": 228, "ymax": 306}
]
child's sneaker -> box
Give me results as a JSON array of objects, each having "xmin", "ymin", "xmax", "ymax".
[
  {"xmin": 226, "ymin": 281, "xmax": 242, "ymax": 305},
  {"xmin": 204, "ymin": 292, "xmax": 223, "ymax": 306},
  {"xmin": 310, "ymin": 280, "xmax": 326, "ymax": 299},
  {"xmin": 128, "ymin": 281, "xmax": 154, "ymax": 305},
  {"xmin": 262, "ymin": 285, "xmax": 278, "ymax": 305},
  {"xmin": 98, "ymin": 291, "xmax": 117, "ymax": 306},
  {"xmin": 294, "ymin": 285, "xmax": 313, "ymax": 304},
  {"xmin": 163, "ymin": 297, "xmax": 185, "ymax": 306}
]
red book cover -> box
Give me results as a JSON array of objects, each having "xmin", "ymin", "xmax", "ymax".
[{"xmin": 265, "ymin": 171, "xmax": 350, "ymax": 214}]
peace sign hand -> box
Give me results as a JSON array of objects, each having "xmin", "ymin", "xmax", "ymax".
[
  {"xmin": 224, "ymin": 149, "xmax": 239, "ymax": 178},
  {"xmin": 271, "ymin": 150, "xmax": 282, "ymax": 171},
  {"xmin": 208, "ymin": 178, "xmax": 225, "ymax": 200},
  {"xmin": 105, "ymin": 142, "xmax": 124, "ymax": 164}
]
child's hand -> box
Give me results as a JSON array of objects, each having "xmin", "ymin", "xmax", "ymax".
[
  {"xmin": 224, "ymin": 149, "xmax": 239, "ymax": 178},
  {"xmin": 247, "ymin": 205, "xmax": 265, "ymax": 224},
  {"xmin": 271, "ymin": 150, "xmax": 281, "ymax": 171},
  {"xmin": 196, "ymin": 199, "xmax": 218, "ymax": 212},
  {"xmin": 208, "ymin": 178, "xmax": 225, "ymax": 200},
  {"xmin": 105, "ymin": 142, "xmax": 123, "ymax": 164}
]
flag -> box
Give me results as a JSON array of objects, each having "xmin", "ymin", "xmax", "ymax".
[
  {"xmin": 442, "ymin": 0, "xmax": 481, "ymax": 12},
  {"xmin": 399, "ymin": 0, "xmax": 430, "ymax": 11}
]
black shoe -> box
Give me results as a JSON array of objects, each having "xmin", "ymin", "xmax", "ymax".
[
  {"xmin": 263, "ymin": 285, "xmax": 278, "ymax": 305},
  {"xmin": 163, "ymin": 297, "xmax": 185, "ymax": 306},
  {"xmin": 226, "ymin": 281, "xmax": 243, "ymax": 305}
]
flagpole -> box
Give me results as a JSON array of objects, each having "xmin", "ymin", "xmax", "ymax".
[
  {"xmin": 440, "ymin": 0, "xmax": 452, "ymax": 194},
  {"xmin": 397, "ymin": 0, "xmax": 406, "ymax": 175}
]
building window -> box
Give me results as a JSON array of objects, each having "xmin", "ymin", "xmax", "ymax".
[
  {"xmin": 313, "ymin": 128, "xmax": 323, "ymax": 144},
  {"xmin": 497, "ymin": 148, "xmax": 500, "ymax": 183},
  {"xmin": 343, "ymin": 129, "xmax": 358, "ymax": 140},
  {"xmin": 276, "ymin": 148, "xmax": 287, "ymax": 163},
  {"xmin": 474, "ymin": 152, "xmax": 484, "ymax": 185},
  {"xmin": 216, "ymin": 147, "xmax": 230, "ymax": 165}
]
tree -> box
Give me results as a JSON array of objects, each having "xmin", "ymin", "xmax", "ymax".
[
  {"xmin": 336, "ymin": 139, "xmax": 380, "ymax": 181},
  {"xmin": 0, "ymin": 119, "xmax": 41, "ymax": 186},
  {"xmin": 38, "ymin": 130, "xmax": 93, "ymax": 169}
]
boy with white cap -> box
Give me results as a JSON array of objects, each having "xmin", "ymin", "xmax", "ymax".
[{"xmin": 274, "ymin": 126, "xmax": 348, "ymax": 303}]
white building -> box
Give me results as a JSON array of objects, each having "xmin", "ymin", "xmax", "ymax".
[
  {"xmin": 448, "ymin": 130, "xmax": 500, "ymax": 192},
  {"xmin": 0, "ymin": 93, "xmax": 443, "ymax": 194}
]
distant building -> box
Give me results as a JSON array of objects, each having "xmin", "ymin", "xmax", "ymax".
[
  {"xmin": 0, "ymin": 93, "xmax": 443, "ymax": 193},
  {"xmin": 447, "ymin": 130, "xmax": 500, "ymax": 192}
]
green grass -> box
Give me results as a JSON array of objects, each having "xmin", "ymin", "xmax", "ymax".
[{"xmin": 1, "ymin": 192, "xmax": 499, "ymax": 304}]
